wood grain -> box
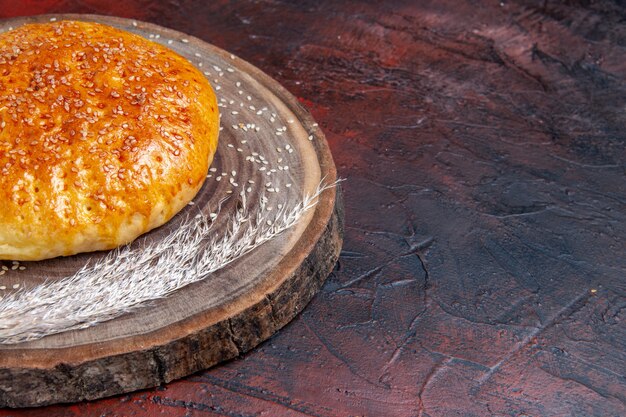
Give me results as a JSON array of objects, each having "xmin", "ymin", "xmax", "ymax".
[
  {"xmin": 0, "ymin": 14, "xmax": 342, "ymax": 408},
  {"xmin": 0, "ymin": 1, "xmax": 624, "ymax": 416}
]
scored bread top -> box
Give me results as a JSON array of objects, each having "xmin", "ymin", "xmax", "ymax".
[{"xmin": 0, "ymin": 21, "xmax": 219, "ymax": 261}]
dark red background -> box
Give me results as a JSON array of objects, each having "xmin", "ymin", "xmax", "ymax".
[{"xmin": 1, "ymin": 1, "xmax": 625, "ymax": 416}]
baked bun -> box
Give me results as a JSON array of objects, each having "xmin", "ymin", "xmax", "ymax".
[{"xmin": 0, "ymin": 21, "xmax": 219, "ymax": 261}]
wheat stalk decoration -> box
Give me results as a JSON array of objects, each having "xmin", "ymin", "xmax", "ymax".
[{"xmin": 0, "ymin": 181, "xmax": 338, "ymax": 345}]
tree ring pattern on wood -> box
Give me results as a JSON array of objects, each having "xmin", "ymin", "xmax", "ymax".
[{"xmin": 0, "ymin": 14, "xmax": 342, "ymax": 408}]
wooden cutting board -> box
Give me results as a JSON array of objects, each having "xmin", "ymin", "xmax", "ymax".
[{"xmin": 0, "ymin": 14, "xmax": 342, "ymax": 408}]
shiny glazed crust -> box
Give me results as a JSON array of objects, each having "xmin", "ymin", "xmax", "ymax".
[{"xmin": 0, "ymin": 21, "xmax": 219, "ymax": 261}]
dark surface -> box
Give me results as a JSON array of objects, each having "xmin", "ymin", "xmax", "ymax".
[{"xmin": 1, "ymin": 0, "xmax": 624, "ymax": 416}]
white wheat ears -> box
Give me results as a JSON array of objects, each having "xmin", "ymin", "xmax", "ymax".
[{"xmin": 0, "ymin": 180, "xmax": 338, "ymax": 345}]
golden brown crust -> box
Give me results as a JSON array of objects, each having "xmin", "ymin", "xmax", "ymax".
[{"xmin": 0, "ymin": 21, "xmax": 219, "ymax": 260}]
